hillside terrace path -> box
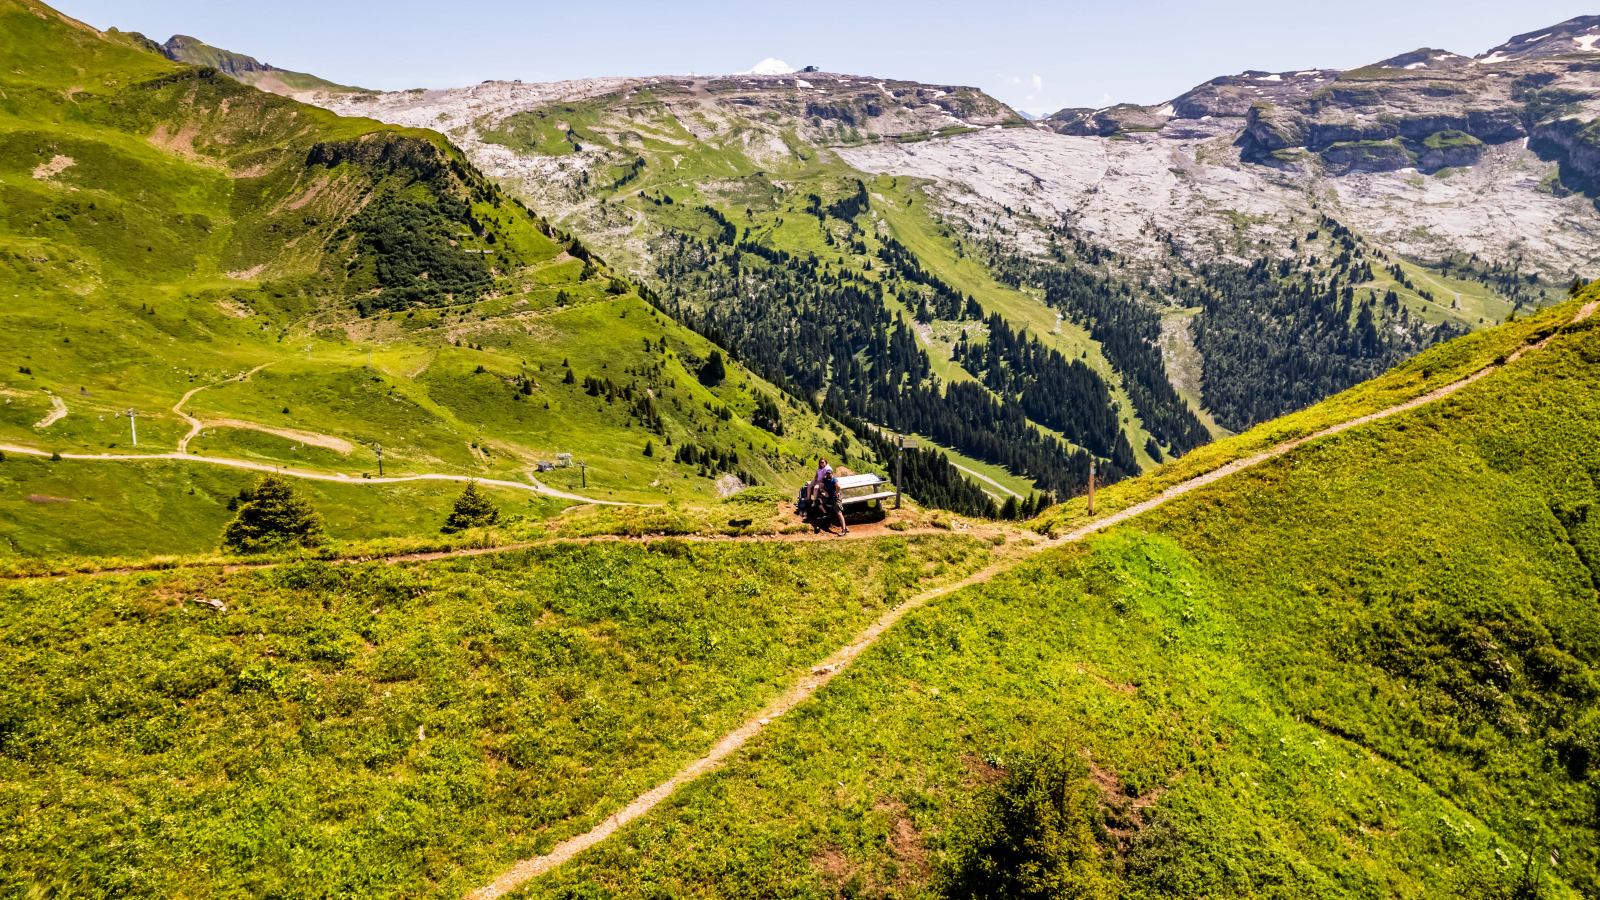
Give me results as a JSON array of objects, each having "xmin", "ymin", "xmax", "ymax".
[{"xmin": 465, "ymin": 298, "xmax": 1599, "ymax": 899}]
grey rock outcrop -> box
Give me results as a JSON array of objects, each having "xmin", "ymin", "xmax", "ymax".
[{"xmin": 1043, "ymin": 16, "xmax": 1600, "ymax": 185}]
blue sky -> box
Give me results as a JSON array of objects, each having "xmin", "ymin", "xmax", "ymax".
[{"xmin": 61, "ymin": 0, "xmax": 1590, "ymax": 113}]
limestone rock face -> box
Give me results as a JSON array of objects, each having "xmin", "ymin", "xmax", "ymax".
[
  {"xmin": 1041, "ymin": 15, "xmax": 1600, "ymax": 188},
  {"xmin": 284, "ymin": 16, "xmax": 1600, "ymax": 281}
]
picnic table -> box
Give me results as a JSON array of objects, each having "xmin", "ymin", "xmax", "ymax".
[{"xmin": 835, "ymin": 472, "xmax": 896, "ymax": 508}]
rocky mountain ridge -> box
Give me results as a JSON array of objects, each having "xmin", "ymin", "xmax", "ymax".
[
  {"xmin": 1050, "ymin": 14, "xmax": 1600, "ymax": 192},
  {"xmin": 153, "ymin": 31, "xmax": 362, "ymax": 95}
]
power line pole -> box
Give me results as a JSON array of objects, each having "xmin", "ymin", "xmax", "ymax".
[
  {"xmin": 124, "ymin": 408, "xmax": 138, "ymax": 446},
  {"xmin": 580, "ymin": 460, "xmax": 587, "ymax": 488},
  {"xmin": 1087, "ymin": 461, "xmax": 1096, "ymax": 515},
  {"xmin": 374, "ymin": 442, "xmax": 383, "ymax": 477}
]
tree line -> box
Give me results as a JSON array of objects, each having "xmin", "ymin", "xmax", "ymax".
[
  {"xmin": 985, "ymin": 250, "xmax": 1213, "ymax": 457},
  {"xmin": 649, "ymin": 221, "xmax": 1130, "ymax": 506}
]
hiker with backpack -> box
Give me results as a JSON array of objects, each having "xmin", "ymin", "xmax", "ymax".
[{"xmin": 817, "ymin": 471, "xmax": 848, "ymax": 535}]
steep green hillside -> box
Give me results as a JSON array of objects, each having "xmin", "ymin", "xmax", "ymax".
[
  {"xmin": 3, "ymin": 302, "xmax": 1597, "ymax": 898},
  {"xmin": 0, "ymin": 0, "xmax": 852, "ymax": 560},
  {"xmin": 0, "ymin": 534, "xmax": 996, "ymax": 898},
  {"xmin": 510, "ymin": 298, "xmax": 1600, "ymax": 897}
]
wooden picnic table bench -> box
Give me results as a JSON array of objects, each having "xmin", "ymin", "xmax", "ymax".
[{"xmin": 835, "ymin": 472, "xmax": 896, "ymax": 507}]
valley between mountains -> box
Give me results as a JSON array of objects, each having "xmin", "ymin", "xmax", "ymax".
[{"xmin": 3, "ymin": 2, "xmax": 1600, "ymax": 898}]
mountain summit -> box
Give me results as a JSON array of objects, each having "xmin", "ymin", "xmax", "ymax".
[{"xmin": 156, "ymin": 32, "xmax": 362, "ymax": 95}]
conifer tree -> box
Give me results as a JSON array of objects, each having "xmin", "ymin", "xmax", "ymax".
[
  {"xmin": 700, "ymin": 350, "xmax": 727, "ymax": 385},
  {"xmin": 221, "ymin": 473, "xmax": 324, "ymax": 552},
  {"xmin": 442, "ymin": 480, "xmax": 500, "ymax": 533}
]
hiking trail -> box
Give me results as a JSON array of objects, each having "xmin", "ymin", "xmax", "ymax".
[{"xmin": 463, "ymin": 300, "xmax": 1598, "ymax": 898}]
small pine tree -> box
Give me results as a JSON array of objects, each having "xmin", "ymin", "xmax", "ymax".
[
  {"xmin": 442, "ymin": 481, "xmax": 499, "ymax": 533},
  {"xmin": 643, "ymin": 439, "xmax": 654, "ymax": 457},
  {"xmin": 563, "ymin": 368, "xmax": 576, "ymax": 384},
  {"xmin": 700, "ymin": 350, "xmax": 727, "ymax": 385},
  {"xmin": 1000, "ymin": 495, "xmax": 1019, "ymax": 520},
  {"xmin": 221, "ymin": 473, "xmax": 324, "ymax": 552}
]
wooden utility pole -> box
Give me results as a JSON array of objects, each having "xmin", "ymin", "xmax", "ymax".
[
  {"xmin": 1088, "ymin": 461, "xmax": 1096, "ymax": 514},
  {"xmin": 374, "ymin": 442, "xmax": 384, "ymax": 477},
  {"xmin": 580, "ymin": 461, "xmax": 587, "ymax": 488},
  {"xmin": 895, "ymin": 435, "xmax": 904, "ymax": 509}
]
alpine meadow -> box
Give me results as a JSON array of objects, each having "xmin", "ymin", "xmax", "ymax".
[{"xmin": 3, "ymin": 1, "xmax": 1600, "ymax": 898}]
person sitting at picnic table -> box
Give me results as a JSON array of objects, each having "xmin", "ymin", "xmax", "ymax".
[
  {"xmin": 808, "ymin": 457, "xmax": 833, "ymax": 505},
  {"xmin": 817, "ymin": 471, "xmax": 848, "ymax": 535}
]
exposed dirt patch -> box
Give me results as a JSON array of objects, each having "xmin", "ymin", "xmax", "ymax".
[
  {"xmin": 225, "ymin": 264, "xmax": 268, "ymax": 280},
  {"xmin": 1083, "ymin": 751, "xmax": 1180, "ymax": 855},
  {"xmin": 810, "ymin": 844, "xmax": 852, "ymax": 883},
  {"xmin": 887, "ymin": 814, "xmax": 929, "ymax": 882},
  {"xmin": 215, "ymin": 297, "xmax": 253, "ymax": 318},
  {"xmin": 204, "ymin": 419, "xmax": 356, "ymax": 454},
  {"xmin": 1081, "ymin": 664, "xmax": 1138, "ymax": 695},
  {"xmin": 147, "ymin": 124, "xmax": 215, "ymax": 165},
  {"xmin": 276, "ymin": 175, "xmax": 330, "ymax": 213},
  {"xmin": 961, "ymin": 753, "xmax": 1007, "ymax": 787},
  {"xmin": 26, "ymin": 494, "xmax": 73, "ymax": 503},
  {"xmin": 33, "ymin": 393, "xmax": 66, "ymax": 428},
  {"xmin": 31, "ymin": 155, "xmax": 73, "ymax": 179}
]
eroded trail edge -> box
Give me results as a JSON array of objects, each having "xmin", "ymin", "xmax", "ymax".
[{"xmin": 467, "ymin": 305, "xmax": 1597, "ymax": 898}]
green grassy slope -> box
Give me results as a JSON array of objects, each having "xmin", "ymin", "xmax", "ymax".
[
  {"xmin": 512, "ymin": 300, "xmax": 1600, "ymax": 897},
  {"xmin": 0, "ymin": 0, "xmax": 845, "ymax": 559},
  {"xmin": 0, "ymin": 535, "xmax": 992, "ymax": 898}
]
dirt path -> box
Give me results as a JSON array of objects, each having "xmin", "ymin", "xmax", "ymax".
[
  {"xmin": 949, "ymin": 461, "xmax": 1022, "ymax": 498},
  {"xmin": 1411, "ymin": 268, "xmax": 1464, "ymax": 309},
  {"xmin": 465, "ymin": 299, "xmax": 1598, "ymax": 899},
  {"xmin": 175, "ymin": 363, "xmax": 272, "ymax": 452},
  {"xmin": 33, "ymin": 393, "xmax": 66, "ymax": 429},
  {"xmin": 0, "ymin": 443, "xmax": 635, "ymax": 508},
  {"xmin": 198, "ymin": 419, "xmax": 357, "ymax": 454}
]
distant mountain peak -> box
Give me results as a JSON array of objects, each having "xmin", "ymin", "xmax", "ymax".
[
  {"xmin": 1478, "ymin": 14, "xmax": 1600, "ymax": 61},
  {"xmin": 156, "ymin": 33, "xmax": 364, "ymax": 95}
]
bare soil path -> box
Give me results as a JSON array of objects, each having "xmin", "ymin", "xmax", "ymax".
[
  {"xmin": 948, "ymin": 461, "xmax": 1023, "ymax": 498},
  {"xmin": 0, "ymin": 443, "xmax": 634, "ymax": 509},
  {"xmin": 464, "ymin": 299, "xmax": 1598, "ymax": 899},
  {"xmin": 33, "ymin": 392, "xmax": 66, "ymax": 429},
  {"xmin": 174, "ymin": 362, "xmax": 273, "ymax": 453}
]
